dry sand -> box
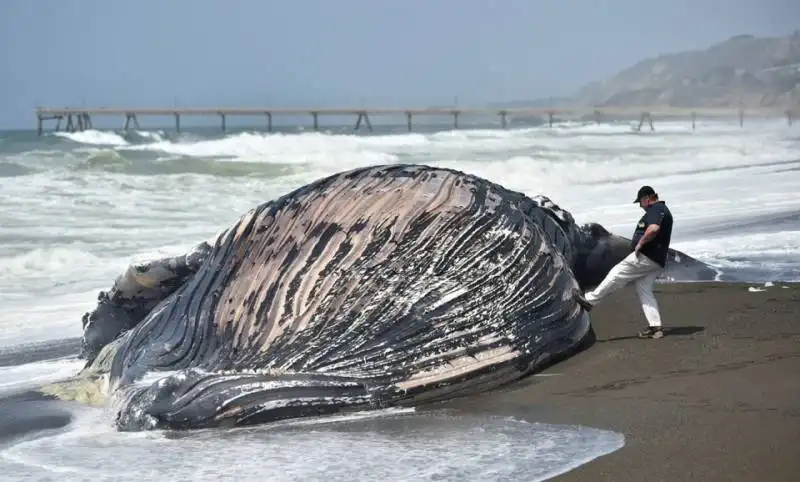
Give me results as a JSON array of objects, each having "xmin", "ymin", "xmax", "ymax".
[{"xmin": 443, "ymin": 282, "xmax": 800, "ymax": 481}]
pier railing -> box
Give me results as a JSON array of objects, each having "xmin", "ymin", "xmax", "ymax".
[{"xmin": 34, "ymin": 105, "xmax": 795, "ymax": 135}]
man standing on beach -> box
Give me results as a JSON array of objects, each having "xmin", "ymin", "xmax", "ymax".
[{"xmin": 577, "ymin": 185, "xmax": 674, "ymax": 339}]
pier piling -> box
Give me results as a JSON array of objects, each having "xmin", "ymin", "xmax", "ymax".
[
  {"xmin": 123, "ymin": 113, "xmax": 140, "ymax": 131},
  {"xmin": 635, "ymin": 112, "xmax": 654, "ymax": 132},
  {"xmin": 353, "ymin": 112, "xmax": 373, "ymax": 132}
]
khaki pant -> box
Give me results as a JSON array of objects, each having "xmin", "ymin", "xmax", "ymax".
[{"xmin": 584, "ymin": 251, "xmax": 664, "ymax": 328}]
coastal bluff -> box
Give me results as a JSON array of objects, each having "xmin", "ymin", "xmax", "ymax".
[{"xmin": 572, "ymin": 32, "xmax": 800, "ymax": 109}]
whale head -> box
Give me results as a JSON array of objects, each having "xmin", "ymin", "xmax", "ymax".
[{"xmin": 573, "ymin": 222, "xmax": 720, "ymax": 288}]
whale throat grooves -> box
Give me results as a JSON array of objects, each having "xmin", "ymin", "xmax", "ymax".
[{"xmin": 80, "ymin": 164, "xmax": 592, "ymax": 431}]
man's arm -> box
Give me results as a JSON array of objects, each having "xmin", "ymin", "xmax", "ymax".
[
  {"xmin": 634, "ymin": 206, "xmax": 665, "ymax": 251},
  {"xmin": 635, "ymin": 224, "xmax": 660, "ymax": 250}
]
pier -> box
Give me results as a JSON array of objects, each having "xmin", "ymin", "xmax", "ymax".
[{"xmin": 34, "ymin": 105, "xmax": 795, "ymax": 135}]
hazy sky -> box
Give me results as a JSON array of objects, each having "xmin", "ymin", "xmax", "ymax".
[{"xmin": 0, "ymin": 0, "xmax": 797, "ymax": 128}]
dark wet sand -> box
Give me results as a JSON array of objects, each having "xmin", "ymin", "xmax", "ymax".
[{"xmin": 445, "ymin": 282, "xmax": 800, "ymax": 481}]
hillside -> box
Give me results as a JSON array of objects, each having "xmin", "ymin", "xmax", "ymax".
[{"xmin": 571, "ymin": 32, "xmax": 800, "ymax": 109}]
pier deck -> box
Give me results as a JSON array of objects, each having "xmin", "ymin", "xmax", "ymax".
[{"xmin": 34, "ymin": 105, "xmax": 794, "ymax": 135}]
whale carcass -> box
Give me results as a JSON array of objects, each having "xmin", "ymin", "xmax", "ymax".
[{"xmin": 50, "ymin": 164, "xmax": 716, "ymax": 431}]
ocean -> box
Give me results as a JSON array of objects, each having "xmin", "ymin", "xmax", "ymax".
[{"xmin": 0, "ymin": 118, "xmax": 798, "ymax": 481}]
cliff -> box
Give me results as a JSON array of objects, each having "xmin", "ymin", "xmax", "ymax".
[{"xmin": 571, "ymin": 32, "xmax": 800, "ymax": 109}]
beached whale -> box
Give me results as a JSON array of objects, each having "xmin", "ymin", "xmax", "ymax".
[{"xmin": 44, "ymin": 164, "xmax": 716, "ymax": 432}]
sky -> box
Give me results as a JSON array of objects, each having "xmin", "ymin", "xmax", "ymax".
[{"xmin": 0, "ymin": 0, "xmax": 797, "ymax": 129}]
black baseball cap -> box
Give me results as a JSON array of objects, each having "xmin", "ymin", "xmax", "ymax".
[{"xmin": 633, "ymin": 185, "xmax": 657, "ymax": 203}]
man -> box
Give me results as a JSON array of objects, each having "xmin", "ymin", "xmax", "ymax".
[{"xmin": 576, "ymin": 185, "xmax": 674, "ymax": 339}]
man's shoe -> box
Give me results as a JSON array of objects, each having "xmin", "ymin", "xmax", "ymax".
[{"xmin": 637, "ymin": 327, "xmax": 664, "ymax": 339}]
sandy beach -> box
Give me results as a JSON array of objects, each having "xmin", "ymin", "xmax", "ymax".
[{"xmin": 444, "ymin": 282, "xmax": 800, "ymax": 481}]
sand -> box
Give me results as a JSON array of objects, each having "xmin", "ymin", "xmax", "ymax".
[{"xmin": 443, "ymin": 282, "xmax": 800, "ymax": 481}]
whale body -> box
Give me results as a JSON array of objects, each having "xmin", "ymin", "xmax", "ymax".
[{"xmin": 51, "ymin": 164, "xmax": 716, "ymax": 431}]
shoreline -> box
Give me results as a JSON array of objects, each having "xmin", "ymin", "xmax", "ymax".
[{"xmin": 439, "ymin": 281, "xmax": 800, "ymax": 481}]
